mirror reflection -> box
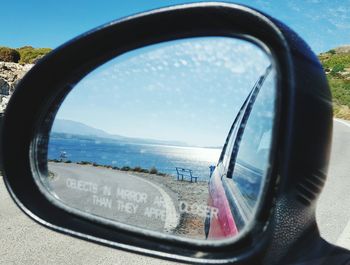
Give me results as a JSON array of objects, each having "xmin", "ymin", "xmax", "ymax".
[{"xmin": 40, "ymin": 37, "xmax": 276, "ymax": 241}]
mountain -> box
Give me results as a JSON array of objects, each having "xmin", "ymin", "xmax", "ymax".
[
  {"xmin": 52, "ymin": 119, "xmax": 121, "ymax": 139},
  {"xmin": 51, "ymin": 119, "xmax": 188, "ymax": 147}
]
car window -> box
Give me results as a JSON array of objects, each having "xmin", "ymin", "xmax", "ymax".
[
  {"xmin": 220, "ymin": 75, "xmax": 263, "ymax": 172},
  {"xmin": 228, "ymin": 68, "xmax": 275, "ymax": 212}
]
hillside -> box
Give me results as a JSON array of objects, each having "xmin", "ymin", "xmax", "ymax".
[
  {"xmin": 0, "ymin": 46, "xmax": 51, "ymax": 64},
  {"xmin": 319, "ymin": 45, "xmax": 350, "ymax": 119}
]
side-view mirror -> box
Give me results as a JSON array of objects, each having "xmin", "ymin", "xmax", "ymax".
[
  {"xmin": 44, "ymin": 37, "xmax": 276, "ymax": 243},
  {"xmin": 1, "ymin": 3, "xmax": 338, "ymax": 264}
]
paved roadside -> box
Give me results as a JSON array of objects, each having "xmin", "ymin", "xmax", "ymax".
[{"xmin": 316, "ymin": 119, "xmax": 350, "ymax": 249}]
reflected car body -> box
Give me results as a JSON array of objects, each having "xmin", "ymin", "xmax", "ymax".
[
  {"xmin": 207, "ymin": 164, "xmax": 238, "ymax": 238},
  {"xmin": 206, "ymin": 66, "xmax": 273, "ymax": 239}
]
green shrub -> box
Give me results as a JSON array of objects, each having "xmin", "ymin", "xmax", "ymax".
[
  {"xmin": 133, "ymin": 166, "xmax": 142, "ymax": 172},
  {"xmin": 132, "ymin": 166, "xmax": 151, "ymax": 173},
  {"xmin": 328, "ymin": 49, "xmax": 336, "ymax": 55},
  {"xmin": 16, "ymin": 46, "xmax": 52, "ymax": 64},
  {"xmin": 78, "ymin": 161, "xmax": 92, "ymax": 165},
  {"xmin": 330, "ymin": 64, "xmax": 345, "ymax": 75},
  {"xmin": 64, "ymin": 160, "xmax": 72, "ymax": 163},
  {"xmin": 0, "ymin": 47, "xmax": 20, "ymax": 62},
  {"xmin": 112, "ymin": 166, "xmax": 120, "ymax": 170},
  {"xmin": 149, "ymin": 167, "xmax": 158, "ymax": 174},
  {"xmin": 320, "ymin": 54, "xmax": 350, "ymax": 69},
  {"xmin": 121, "ymin": 166, "xmax": 131, "ymax": 171}
]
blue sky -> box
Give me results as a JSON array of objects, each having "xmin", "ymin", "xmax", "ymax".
[
  {"xmin": 56, "ymin": 37, "xmax": 275, "ymax": 146},
  {"xmin": 1, "ymin": 0, "xmax": 350, "ymax": 54}
]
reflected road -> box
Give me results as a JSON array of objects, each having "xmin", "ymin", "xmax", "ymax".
[{"xmin": 48, "ymin": 162, "xmax": 179, "ymax": 233}]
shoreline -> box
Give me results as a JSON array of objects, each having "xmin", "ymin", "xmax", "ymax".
[{"xmin": 48, "ymin": 159, "xmax": 209, "ymax": 180}]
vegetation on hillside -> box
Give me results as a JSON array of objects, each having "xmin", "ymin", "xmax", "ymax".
[
  {"xmin": 16, "ymin": 46, "xmax": 52, "ymax": 64},
  {"xmin": 319, "ymin": 47, "xmax": 350, "ymax": 120},
  {"xmin": 0, "ymin": 47, "xmax": 20, "ymax": 63},
  {"xmin": 0, "ymin": 45, "xmax": 52, "ymax": 64}
]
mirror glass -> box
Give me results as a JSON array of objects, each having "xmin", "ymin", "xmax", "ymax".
[{"xmin": 38, "ymin": 37, "xmax": 276, "ymax": 241}]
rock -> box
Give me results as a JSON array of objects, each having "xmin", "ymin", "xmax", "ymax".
[
  {"xmin": 0, "ymin": 78, "xmax": 10, "ymax": 95},
  {"xmin": 0, "ymin": 96, "xmax": 10, "ymax": 113},
  {"xmin": 0, "ymin": 62, "xmax": 33, "ymax": 113},
  {"xmin": 334, "ymin": 45, "xmax": 350, "ymax": 54}
]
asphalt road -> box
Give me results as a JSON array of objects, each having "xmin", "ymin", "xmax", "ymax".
[
  {"xmin": 0, "ymin": 119, "xmax": 349, "ymax": 264},
  {"xmin": 316, "ymin": 119, "xmax": 350, "ymax": 248}
]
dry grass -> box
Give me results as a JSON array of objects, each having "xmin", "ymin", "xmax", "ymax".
[{"xmin": 334, "ymin": 104, "xmax": 350, "ymax": 120}]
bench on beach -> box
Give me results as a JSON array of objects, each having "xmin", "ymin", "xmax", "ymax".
[{"xmin": 175, "ymin": 167, "xmax": 198, "ymax": 183}]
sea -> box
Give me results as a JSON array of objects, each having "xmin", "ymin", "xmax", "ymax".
[{"xmin": 48, "ymin": 134, "xmax": 222, "ymax": 181}]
